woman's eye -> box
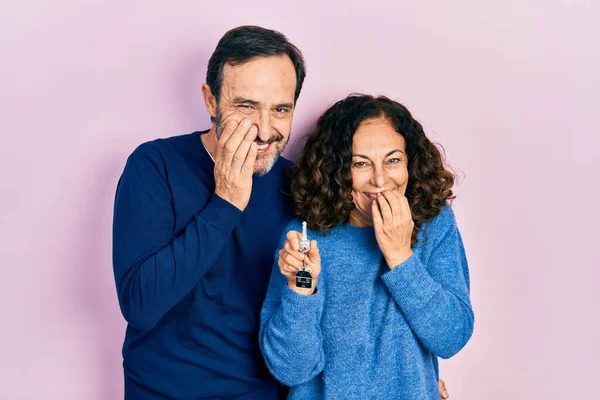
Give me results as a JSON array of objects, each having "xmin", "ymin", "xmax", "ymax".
[
  {"xmin": 388, "ymin": 158, "xmax": 402, "ymax": 164},
  {"xmin": 352, "ymin": 162, "xmax": 368, "ymax": 168}
]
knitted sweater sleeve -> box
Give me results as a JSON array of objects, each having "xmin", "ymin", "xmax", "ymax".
[
  {"xmin": 259, "ymin": 222, "xmax": 326, "ymax": 386},
  {"xmin": 381, "ymin": 206, "xmax": 474, "ymax": 359},
  {"xmin": 112, "ymin": 142, "xmax": 242, "ymax": 331}
]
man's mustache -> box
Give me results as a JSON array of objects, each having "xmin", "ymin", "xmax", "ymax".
[{"xmin": 255, "ymin": 134, "xmax": 284, "ymax": 145}]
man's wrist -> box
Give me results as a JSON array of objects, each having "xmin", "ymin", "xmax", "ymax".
[{"xmin": 214, "ymin": 191, "xmax": 246, "ymax": 211}]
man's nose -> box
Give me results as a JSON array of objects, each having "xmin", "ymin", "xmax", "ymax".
[{"xmin": 254, "ymin": 109, "xmax": 272, "ymax": 142}]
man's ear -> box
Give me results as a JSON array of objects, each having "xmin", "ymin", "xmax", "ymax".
[{"xmin": 201, "ymin": 83, "xmax": 217, "ymax": 119}]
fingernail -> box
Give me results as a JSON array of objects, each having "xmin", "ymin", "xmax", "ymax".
[
  {"xmin": 227, "ymin": 120, "xmax": 237, "ymax": 128},
  {"xmin": 248, "ymin": 125, "xmax": 257, "ymax": 134},
  {"xmin": 242, "ymin": 119, "xmax": 251, "ymax": 127}
]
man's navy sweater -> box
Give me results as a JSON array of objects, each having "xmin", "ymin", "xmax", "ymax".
[{"xmin": 112, "ymin": 131, "xmax": 293, "ymax": 399}]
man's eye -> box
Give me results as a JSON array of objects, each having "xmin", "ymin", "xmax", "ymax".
[
  {"xmin": 275, "ymin": 108, "xmax": 289, "ymax": 113},
  {"xmin": 238, "ymin": 105, "xmax": 253, "ymax": 110}
]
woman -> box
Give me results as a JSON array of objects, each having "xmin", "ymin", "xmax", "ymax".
[{"xmin": 259, "ymin": 94, "xmax": 473, "ymax": 399}]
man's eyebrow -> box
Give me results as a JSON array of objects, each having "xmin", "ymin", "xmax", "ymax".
[
  {"xmin": 231, "ymin": 97, "xmax": 294, "ymax": 109},
  {"xmin": 232, "ymin": 97, "xmax": 260, "ymax": 106}
]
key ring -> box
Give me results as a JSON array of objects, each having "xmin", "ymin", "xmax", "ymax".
[{"xmin": 295, "ymin": 221, "xmax": 313, "ymax": 289}]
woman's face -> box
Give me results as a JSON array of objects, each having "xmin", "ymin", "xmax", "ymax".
[{"xmin": 349, "ymin": 118, "xmax": 409, "ymax": 227}]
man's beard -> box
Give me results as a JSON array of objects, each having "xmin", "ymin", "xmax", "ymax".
[{"xmin": 215, "ymin": 107, "xmax": 288, "ymax": 176}]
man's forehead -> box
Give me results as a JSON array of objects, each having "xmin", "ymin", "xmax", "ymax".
[{"xmin": 220, "ymin": 56, "xmax": 296, "ymax": 104}]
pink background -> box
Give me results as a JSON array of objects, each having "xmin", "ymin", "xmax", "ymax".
[{"xmin": 1, "ymin": 1, "xmax": 599, "ymax": 399}]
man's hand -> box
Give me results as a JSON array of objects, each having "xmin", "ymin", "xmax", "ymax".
[
  {"xmin": 278, "ymin": 230, "xmax": 321, "ymax": 296},
  {"xmin": 214, "ymin": 118, "xmax": 258, "ymax": 211},
  {"xmin": 371, "ymin": 188, "xmax": 414, "ymax": 269},
  {"xmin": 439, "ymin": 379, "xmax": 450, "ymax": 399}
]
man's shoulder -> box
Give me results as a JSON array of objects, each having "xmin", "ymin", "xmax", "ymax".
[
  {"xmin": 272, "ymin": 155, "xmax": 294, "ymax": 173},
  {"xmin": 267, "ymin": 156, "xmax": 295, "ymax": 186},
  {"xmin": 130, "ymin": 131, "xmax": 200, "ymax": 158},
  {"xmin": 277, "ymin": 155, "xmax": 295, "ymax": 168},
  {"xmin": 124, "ymin": 132, "xmax": 208, "ymax": 176}
]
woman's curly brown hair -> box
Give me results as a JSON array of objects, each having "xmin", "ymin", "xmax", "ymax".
[{"xmin": 290, "ymin": 94, "xmax": 455, "ymax": 244}]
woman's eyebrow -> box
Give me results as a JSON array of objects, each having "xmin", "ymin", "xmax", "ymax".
[
  {"xmin": 385, "ymin": 149, "xmax": 404, "ymax": 157},
  {"xmin": 352, "ymin": 149, "xmax": 404, "ymax": 159}
]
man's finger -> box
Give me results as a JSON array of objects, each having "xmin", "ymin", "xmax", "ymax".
[
  {"xmin": 241, "ymin": 141, "xmax": 258, "ymax": 178},
  {"xmin": 231, "ymin": 125, "xmax": 258, "ymax": 172},
  {"xmin": 216, "ymin": 119, "xmax": 238, "ymax": 149},
  {"xmin": 221, "ymin": 118, "xmax": 252, "ymax": 162}
]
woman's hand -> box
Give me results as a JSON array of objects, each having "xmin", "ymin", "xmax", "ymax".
[
  {"xmin": 439, "ymin": 379, "xmax": 450, "ymax": 399},
  {"xmin": 278, "ymin": 230, "xmax": 321, "ymax": 295},
  {"xmin": 371, "ymin": 188, "xmax": 414, "ymax": 269}
]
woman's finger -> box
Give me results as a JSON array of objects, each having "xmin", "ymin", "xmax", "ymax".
[
  {"xmin": 376, "ymin": 192, "xmax": 393, "ymax": 223},
  {"xmin": 284, "ymin": 241, "xmax": 305, "ymax": 263}
]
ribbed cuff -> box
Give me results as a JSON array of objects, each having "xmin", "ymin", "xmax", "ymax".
[
  {"xmin": 381, "ymin": 254, "xmax": 441, "ymax": 314},
  {"xmin": 280, "ymin": 284, "xmax": 323, "ymax": 322},
  {"xmin": 197, "ymin": 194, "xmax": 243, "ymax": 235}
]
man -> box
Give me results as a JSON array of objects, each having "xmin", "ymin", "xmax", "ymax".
[{"xmin": 113, "ymin": 25, "xmax": 450, "ymax": 399}]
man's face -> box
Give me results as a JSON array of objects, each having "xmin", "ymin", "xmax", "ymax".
[{"xmin": 214, "ymin": 55, "xmax": 297, "ymax": 176}]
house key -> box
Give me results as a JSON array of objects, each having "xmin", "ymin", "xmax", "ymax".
[{"xmin": 295, "ymin": 221, "xmax": 313, "ymax": 289}]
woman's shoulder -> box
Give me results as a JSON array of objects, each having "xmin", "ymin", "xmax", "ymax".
[
  {"xmin": 283, "ymin": 217, "xmax": 303, "ymax": 232},
  {"xmin": 421, "ymin": 203, "xmax": 459, "ymax": 237}
]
